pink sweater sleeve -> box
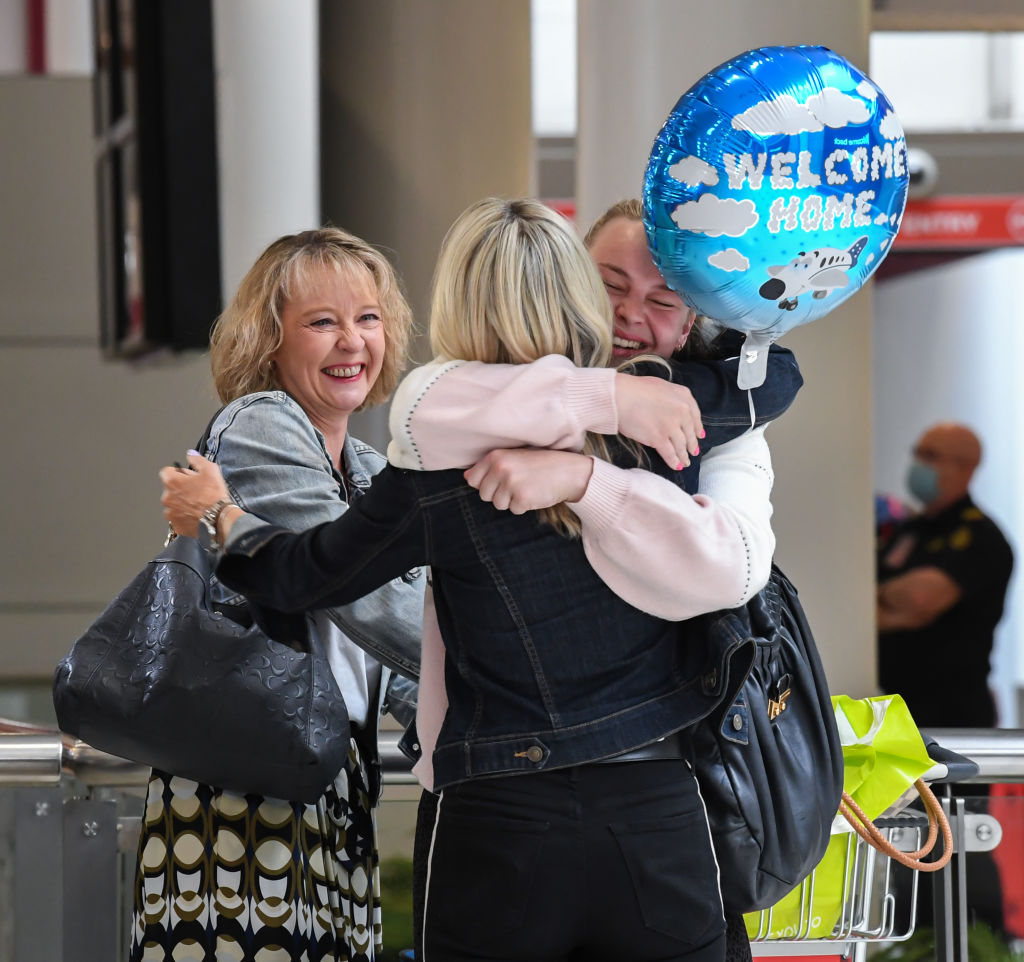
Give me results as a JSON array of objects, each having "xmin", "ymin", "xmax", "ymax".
[
  {"xmin": 387, "ymin": 357, "xmax": 617, "ymax": 470},
  {"xmin": 569, "ymin": 427, "xmax": 776, "ymax": 620},
  {"xmin": 387, "ymin": 357, "xmax": 776, "ymax": 621}
]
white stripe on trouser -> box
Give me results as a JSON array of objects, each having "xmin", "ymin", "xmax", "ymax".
[
  {"xmin": 421, "ymin": 788, "xmax": 444, "ymax": 962},
  {"xmin": 687, "ymin": 757, "xmax": 726, "ymax": 921}
]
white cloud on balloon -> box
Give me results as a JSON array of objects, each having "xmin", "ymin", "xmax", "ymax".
[
  {"xmin": 857, "ymin": 80, "xmax": 878, "ymax": 101},
  {"xmin": 879, "ymin": 110, "xmax": 905, "ymax": 141},
  {"xmin": 732, "ymin": 86, "xmax": 873, "ymax": 137},
  {"xmin": 806, "ymin": 88, "xmax": 870, "ymax": 127},
  {"xmin": 670, "ymin": 195, "xmax": 759, "ymax": 237},
  {"xmin": 708, "ymin": 248, "xmax": 750, "ymax": 272},
  {"xmin": 669, "ymin": 156, "xmax": 719, "ymax": 187},
  {"xmin": 732, "ymin": 94, "xmax": 821, "ymax": 135}
]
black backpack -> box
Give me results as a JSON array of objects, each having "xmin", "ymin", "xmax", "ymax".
[{"xmin": 689, "ymin": 564, "xmax": 844, "ymax": 915}]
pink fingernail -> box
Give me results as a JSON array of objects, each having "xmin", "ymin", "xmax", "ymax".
[
  {"xmin": 675, "ymin": 462, "xmax": 684, "ymax": 471},
  {"xmin": 699, "ymin": 430, "xmax": 706, "ymax": 439}
]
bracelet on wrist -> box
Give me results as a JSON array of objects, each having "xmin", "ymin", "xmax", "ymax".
[{"xmin": 198, "ymin": 497, "xmax": 235, "ymax": 552}]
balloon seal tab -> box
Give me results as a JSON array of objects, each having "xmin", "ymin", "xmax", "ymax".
[{"xmin": 736, "ymin": 332, "xmax": 774, "ymax": 389}]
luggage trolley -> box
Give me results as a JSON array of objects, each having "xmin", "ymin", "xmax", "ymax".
[{"xmin": 748, "ymin": 737, "xmax": 982, "ymax": 962}]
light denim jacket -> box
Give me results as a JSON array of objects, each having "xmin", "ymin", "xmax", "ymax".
[{"xmin": 203, "ymin": 391, "xmax": 423, "ymax": 732}]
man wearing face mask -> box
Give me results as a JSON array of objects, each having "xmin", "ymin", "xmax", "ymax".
[{"xmin": 877, "ymin": 422, "xmax": 1013, "ymax": 728}]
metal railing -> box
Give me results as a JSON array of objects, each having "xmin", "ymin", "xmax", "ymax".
[
  {"xmin": 0, "ymin": 720, "xmax": 416, "ymax": 962},
  {"xmin": 921, "ymin": 727, "xmax": 1024, "ymax": 783},
  {"xmin": 0, "ymin": 723, "xmax": 1021, "ymax": 962},
  {"xmin": 0, "ymin": 724, "xmax": 418, "ymax": 789}
]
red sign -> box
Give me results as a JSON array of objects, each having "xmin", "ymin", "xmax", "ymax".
[
  {"xmin": 894, "ymin": 195, "xmax": 1024, "ymax": 250},
  {"xmin": 543, "ymin": 198, "xmax": 577, "ymax": 223}
]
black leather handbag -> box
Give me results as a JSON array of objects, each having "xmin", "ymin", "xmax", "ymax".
[
  {"xmin": 53, "ymin": 408, "xmax": 351, "ymax": 804},
  {"xmin": 53, "ymin": 534, "xmax": 350, "ymax": 803},
  {"xmin": 690, "ymin": 564, "xmax": 844, "ymax": 915}
]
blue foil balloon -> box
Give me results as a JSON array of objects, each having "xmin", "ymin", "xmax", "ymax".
[{"xmin": 643, "ymin": 45, "xmax": 908, "ymax": 386}]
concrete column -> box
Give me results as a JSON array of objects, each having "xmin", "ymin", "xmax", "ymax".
[
  {"xmin": 577, "ymin": 0, "xmax": 877, "ymax": 697},
  {"xmin": 213, "ymin": 0, "xmax": 320, "ymax": 296},
  {"xmin": 320, "ymin": 0, "xmax": 533, "ymax": 447}
]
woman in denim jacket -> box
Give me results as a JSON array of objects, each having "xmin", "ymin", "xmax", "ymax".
[
  {"xmin": 395, "ymin": 198, "xmax": 801, "ymax": 962},
  {"xmin": 129, "ymin": 229, "xmax": 423, "ymax": 962},
  {"xmin": 161, "ymin": 199, "xmax": 779, "ymax": 962}
]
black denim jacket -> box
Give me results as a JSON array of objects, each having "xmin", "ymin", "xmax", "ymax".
[
  {"xmin": 218, "ymin": 348, "xmax": 802, "ymax": 789},
  {"xmin": 638, "ymin": 337, "xmax": 802, "ymax": 493}
]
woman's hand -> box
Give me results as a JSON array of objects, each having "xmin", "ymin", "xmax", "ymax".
[
  {"xmin": 464, "ymin": 448, "xmax": 594, "ymax": 513},
  {"xmin": 159, "ymin": 453, "xmax": 232, "ymax": 537},
  {"xmin": 614, "ymin": 373, "xmax": 704, "ymax": 471}
]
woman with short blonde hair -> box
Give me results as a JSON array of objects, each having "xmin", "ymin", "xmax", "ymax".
[
  {"xmin": 130, "ymin": 226, "xmax": 422, "ymax": 962},
  {"xmin": 210, "ymin": 226, "xmax": 412, "ymax": 405}
]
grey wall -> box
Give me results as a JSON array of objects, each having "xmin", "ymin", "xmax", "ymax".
[{"xmin": 0, "ymin": 77, "xmax": 216, "ymax": 682}]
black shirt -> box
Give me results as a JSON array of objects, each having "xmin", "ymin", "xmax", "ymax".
[{"xmin": 877, "ymin": 495, "xmax": 1013, "ymax": 728}]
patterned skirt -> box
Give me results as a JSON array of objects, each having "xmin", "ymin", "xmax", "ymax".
[{"xmin": 129, "ymin": 738, "xmax": 381, "ymax": 962}]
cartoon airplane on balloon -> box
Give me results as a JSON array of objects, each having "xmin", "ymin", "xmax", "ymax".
[{"xmin": 758, "ymin": 236, "xmax": 869, "ymax": 311}]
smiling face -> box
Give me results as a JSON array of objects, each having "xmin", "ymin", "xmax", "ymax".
[
  {"xmin": 271, "ymin": 263, "xmax": 385, "ymax": 437},
  {"xmin": 587, "ymin": 216, "xmax": 695, "ymax": 361}
]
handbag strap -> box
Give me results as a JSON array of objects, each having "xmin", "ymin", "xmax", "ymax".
[
  {"xmin": 196, "ymin": 406, "xmax": 227, "ymax": 456},
  {"xmin": 838, "ymin": 779, "xmax": 953, "ymax": 872},
  {"xmin": 164, "ymin": 407, "xmax": 226, "ymax": 547}
]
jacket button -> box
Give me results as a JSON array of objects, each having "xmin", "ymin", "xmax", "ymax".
[
  {"xmin": 526, "ymin": 746, "xmax": 544, "ymax": 763},
  {"xmin": 732, "ymin": 713, "xmax": 744, "ymax": 732},
  {"xmin": 705, "ymin": 669, "xmax": 718, "ymax": 689}
]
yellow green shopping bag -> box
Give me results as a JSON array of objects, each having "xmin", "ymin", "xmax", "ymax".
[{"xmin": 745, "ymin": 693, "xmax": 935, "ymax": 940}]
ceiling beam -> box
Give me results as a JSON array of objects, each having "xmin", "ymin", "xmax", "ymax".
[{"xmin": 872, "ymin": 0, "xmax": 1024, "ymax": 31}]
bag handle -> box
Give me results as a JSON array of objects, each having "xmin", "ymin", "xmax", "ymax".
[
  {"xmin": 839, "ymin": 779, "xmax": 953, "ymax": 872},
  {"xmin": 164, "ymin": 407, "xmax": 227, "ymax": 547},
  {"xmin": 195, "ymin": 406, "xmax": 226, "ymax": 457}
]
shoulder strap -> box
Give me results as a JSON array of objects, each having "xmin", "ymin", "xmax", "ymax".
[
  {"xmin": 195, "ymin": 406, "xmax": 227, "ymax": 456},
  {"xmin": 162, "ymin": 406, "xmax": 228, "ymax": 548}
]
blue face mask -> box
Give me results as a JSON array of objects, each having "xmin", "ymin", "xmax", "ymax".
[{"xmin": 906, "ymin": 459, "xmax": 940, "ymax": 505}]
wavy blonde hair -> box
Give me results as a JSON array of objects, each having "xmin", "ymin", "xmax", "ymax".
[
  {"xmin": 430, "ymin": 198, "xmax": 612, "ymax": 536},
  {"xmin": 210, "ymin": 228, "xmax": 413, "ymax": 406}
]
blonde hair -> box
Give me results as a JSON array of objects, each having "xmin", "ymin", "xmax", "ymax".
[
  {"xmin": 431, "ymin": 198, "xmax": 612, "ymax": 368},
  {"xmin": 210, "ymin": 228, "xmax": 413, "ymax": 407},
  {"xmin": 584, "ymin": 198, "xmax": 713, "ymax": 358},
  {"xmin": 430, "ymin": 198, "xmax": 612, "ymax": 535},
  {"xmin": 583, "ymin": 197, "xmax": 644, "ymax": 248}
]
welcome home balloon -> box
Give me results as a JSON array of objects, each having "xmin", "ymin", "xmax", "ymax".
[{"xmin": 643, "ymin": 45, "xmax": 908, "ymax": 387}]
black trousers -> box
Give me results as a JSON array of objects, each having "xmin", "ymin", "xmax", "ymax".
[{"xmin": 415, "ymin": 759, "xmax": 726, "ymax": 962}]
